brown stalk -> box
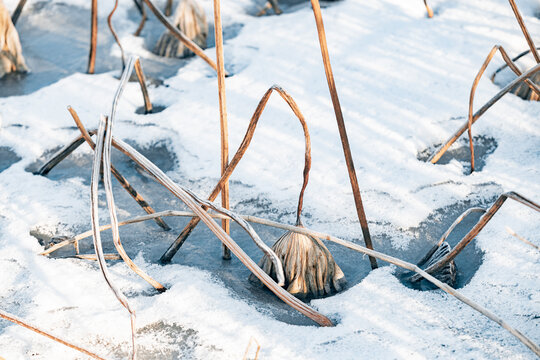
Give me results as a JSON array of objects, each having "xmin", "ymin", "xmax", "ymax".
[
  {"xmin": 67, "ymin": 107, "xmax": 170, "ymax": 231},
  {"xmin": 242, "ymin": 337, "xmax": 261, "ymax": 360},
  {"xmin": 10, "ymin": 0, "xmax": 27, "ymax": 25},
  {"xmin": 87, "ymin": 0, "xmax": 98, "ymax": 74},
  {"xmin": 109, "ymin": 136, "xmax": 333, "ymax": 327},
  {"xmin": 508, "ymin": 0, "xmax": 540, "ymax": 63},
  {"xmin": 102, "ymin": 57, "xmax": 166, "ymax": 292},
  {"xmin": 466, "ymin": 45, "xmax": 540, "ymax": 172},
  {"xmin": 160, "ymin": 85, "xmax": 310, "ymax": 263},
  {"xmin": 107, "ymin": 0, "xmax": 126, "ymax": 69},
  {"xmin": 133, "ymin": 0, "xmax": 147, "ymax": 36},
  {"xmin": 505, "ymin": 226, "xmax": 540, "ymax": 251},
  {"xmin": 423, "ymin": 0, "xmax": 433, "ymax": 18},
  {"xmin": 310, "ymin": 0, "xmax": 377, "ymax": 269},
  {"xmin": 75, "ymin": 253, "xmax": 121, "ymax": 260},
  {"xmin": 213, "ymin": 0, "xmax": 231, "ymax": 259},
  {"xmin": 0, "ymin": 309, "xmax": 107, "ymax": 360},
  {"xmin": 165, "ymin": 0, "xmax": 173, "ymax": 16},
  {"xmin": 141, "ymin": 0, "xmax": 222, "ymax": 74},
  {"xmin": 429, "ymin": 63, "xmax": 540, "ymax": 164},
  {"xmin": 491, "ymin": 47, "xmax": 540, "ymax": 80},
  {"xmin": 36, "ymin": 132, "xmax": 95, "ymax": 176},
  {"xmin": 40, "ymin": 208, "xmax": 540, "ymax": 356},
  {"xmin": 133, "ymin": 58, "xmax": 153, "ymax": 114},
  {"xmin": 91, "ymin": 116, "xmax": 137, "ymax": 360},
  {"xmin": 410, "ymin": 192, "xmax": 540, "ymax": 282}
]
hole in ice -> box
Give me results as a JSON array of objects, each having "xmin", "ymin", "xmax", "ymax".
[
  {"xmin": 0, "ymin": 147, "xmax": 22, "ymax": 172},
  {"xmin": 135, "ymin": 104, "xmax": 167, "ymax": 115}
]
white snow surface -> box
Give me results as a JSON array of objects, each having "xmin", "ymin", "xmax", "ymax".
[{"xmin": 0, "ymin": 0, "xmax": 539, "ymax": 358}]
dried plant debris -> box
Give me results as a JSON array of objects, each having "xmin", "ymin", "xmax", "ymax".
[
  {"xmin": 0, "ymin": 0, "xmax": 28, "ymax": 78},
  {"xmin": 154, "ymin": 0, "xmax": 208, "ymax": 58}
]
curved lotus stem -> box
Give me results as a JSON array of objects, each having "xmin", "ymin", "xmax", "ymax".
[
  {"xmin": 91, "ymin": 116, "xmax": 137, "ymax": 360},
  {"xmin": 491, "ymin": 47, "xmax": 540, "ymax": 80},
  {"xmin": 133, "ymin": 0, "xmax": 147, "ymax": 37},
  {"xmin": 107, "ymin": 0, "xmax": 126, "ymax": 69},
  {"xmin": 38, "ymin": 207, "xmax": 540, "ymax": 356},
  {"xmin": 411, "ymin": 192, "xmax": 540, "ymax": 282},
  {"xmin": 160, "ymin": 85, "xmax": 312, "ymax": 263},
  {"xmin": 507, "ymin": 0, "xmax": 539, "ymax": 63},
  {"xmin": 428, "ymin": 63, "xmax": 540, "ymax": 165}
]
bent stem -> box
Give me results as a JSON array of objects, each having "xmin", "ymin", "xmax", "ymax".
[
  {"xmin": 107, "ymin": 0, "xmax": 126, "ymax": 69},
  {"xmin": 0, "ymin": 309, "xmax": 107, "ymax": 360},
  {"xmin": 40, "ymin": 208, "xmax": 540, "ymax": 356},
  {"xmin": 429, "ymin": 63, "xmax": 540, "ymax": 164},
  {"xmin": 411, "ymin": 192, "xmax": 540, "ymax": 282},
  {"xmin": 310, "ymin": 0, "xmax": 377, "ymax": 269},
  {"xmin": 213, "ymin": 0, "xmax": 231, "ymax": 259},
  {"xmin": 508, "ymin": 0, "xmax": 539, "ymax": 63},
  {"xmin": 91, "ymin": 116, "xmax": 137, "ymax": 360},
  {"xmin": 134, "ymin": 58, "xmax": 153, "ymax": 114},
  {"xmin": 160, "ymin": 85, "xmax": 310, "ymax": 263}
]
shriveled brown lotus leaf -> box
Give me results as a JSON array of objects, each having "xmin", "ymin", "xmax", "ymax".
[
  {"xmin": 0, "ymin": 0, "xmax": 28, "ymax": 78},
  {"xmin": 154, "ymin": 0, "xmax": 208, "ymax": 58},
  {"xmin": 250, "ymin": 230, "xmax": 346, "ymax": 299}
]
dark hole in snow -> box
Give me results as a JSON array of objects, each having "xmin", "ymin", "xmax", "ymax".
[
  {"xmin": 418, "ymin": 135, "xmax": 497, "ymax": 173},
  {"xmin": 0, "ymin": 147, "xmax": 22, "ymax": 172},
  {"xmin": 135, "ymin": 104, "xmax": 167, "ymax": 115}
]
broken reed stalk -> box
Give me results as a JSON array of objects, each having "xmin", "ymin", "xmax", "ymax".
[
  {"xmin": 423, "ymin": 0, "xmax": 433, "ymax": 18},
  {"xmin": 107, "ymin": 0, "xmax": 126, "ymax": 69},
  {"xmin": 87, "ymin": 0, "xmax": 98, "ymax": 74},
  {"xmin": 242, "ymin": 337, "xmax": 261, "ymax": 360},
  {"xmin": 133, "ymin": 0, "xmax": 147, "ymax": 36},
  {"xmin": 67, "ymin": 107, "xmax": 170, "ymax": 231},
  {"xmin": 141, "ymin": 0, "xmax": 221, "ymax": 74},
  {"xmin": 213, "ymin": 0, "xmax": 231, "ymax": 260},
  {"xmin": 428, "ymin": 63, "xmax": 540, "ymax": 164},
  {"xmin": 310, "ymin": 0, "xmax": 377, "ymax": 269},
  {"xmin": 466, "ymin": 46, "xmax": 540, "ymax": 172},
  {"xmin": 10, "ymin": 0, "xmax": 27, "ymax": 25},
  {"xmin": 108, "ymin": 135, "xmax": 332, "ymax": 326},
  {"xmin": 160, "ymin": 85, "xmax": 312, "ymax": 263},
  {"xmin": 416, "ymin": 207, "xmax": 486, "ymax": 268},
  {"xmin": 40, "ymin": 209, "xmax": 540, "ymax": 356},
  {"xmin": 410, "ymin": 192, "xmax": 540, "ymax": 282},
  {"xmin": 505, "ymin": 226, "xmax": 540, "ymax": 251},
  {"xmin": 0, "ymin": 309, "xmax": 107, "ymax": 360},
  {"xmin": 508, "ymin": 0, "xmax": 539, "ymax": 63},
  {"xmin": 91, "ymin": 116, "xmax": 137, "ymax": 360},
  {"xmin": 133, "ymin": 58, "xmax": 153, "ymax": 114},
  {"xmin": 103, "ymin": 57, "xmax": 166, "ymax": 292}
]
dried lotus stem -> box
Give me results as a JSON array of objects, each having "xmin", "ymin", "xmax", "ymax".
[
  {"xmin": 160, "ymin": 85, "xmax": 312, "ymax": 263},
  {"xmin": 66, "ymin": 107, "xmax": 170, "ymax": 231},
  {"xmin": 107, "ymin": 0, "xmax": 126, "ymax": 69},
  {"xmin": 242, "ymin": 337, "xmax": 261, "ymax": 360},
  {"xmin": 0, "ymin": 309, "xmax": 107, "ymax": 360},
  {"xmin": 491, "ymin": 47, "xmax": 540, "ymax": 80},
  {"xmin": 423, "ymin": 0, "xmax": 433, "ymax": 18},
  {"xmin": 87, "ymin": 0, "xmax": 98, "ymax": 74},
  {"xmin": 10, "ymin": 0, "xmax": 27, "ymax": 25},
  {"xmin": 429, "ymin": 63, "xmax": 540, "ymax": 164},
  {"xmin": 133, "ymin": 58, "xmax": 153, "ymax": 114},
  {"xmin": 410, "ymin": 192, "xmax": 540, "ymax": 282},
  {"xmin": 133, "ymin": 0, "xmax": 147, "ymax": 36},
  {"xmin": 310, "ymin": 0, "xmax": 377, "ymax": 269},
  {"xmin": 505, "ymin": 226, "xmax": 540, "ymax": 251},
  {"xmin": 508, "ymin": 0, "xmax": 539, "ymax": 63},
  {"xmin": 141, "ymin": 0, "xmax": 221, "ymax": 73},
  {"xmin": 165, "ymin": 0, "xmax": 173, "ymax": 16},
  {"xmin": 38, "ymin": 208, "xmax": 540, "ymax": 356},
  {"xmin": 36, "ymin": 131, "xmax": 95, "ymax": 176},
  {"xmin": 91, "ymin": 116, "xmax": 137, "ymax": 360},
  {"xmin": 75, "ymin": 253, "xmax": 121, "ymax": 260},
  {"xmin": 213, "ymin": 0, "xmax": 231, "ymax": 259}
]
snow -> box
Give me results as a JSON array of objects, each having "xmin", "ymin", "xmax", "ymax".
[{"xmin": 0, "ymin": 0, "xmax": 539, "ymax": 358}]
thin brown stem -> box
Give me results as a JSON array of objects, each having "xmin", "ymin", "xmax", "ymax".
[
  {"xmin": 38, "ymin": 209, "xmax": 540, "ymax": 356},
  {"xmin": 0, "ymin": 309, "xmax": 107, "ymax": 360},
  {"xmin": 87, "ymin": 0, "xmax": 98, "ymax": 74},
  {"xmin": 10, "ymin": 0, "xmax": 27, "ymax": 25},
  {"xmin": 508, "ymin": 0, "xmax": 540, "ymax": 63},
  {"xmin": 141, "ymin": 0, "xmax": 221, "ymax": 74},
  {"xmin": 429, "ymin": 63, "xmax": 540, "ymax": 164},
  {"xmin": 165, "ymin": 0, "xmax": 173, "ymax": 16},
  {"xmin": 67, "ymin": 106, "xmax": 170, "ymax": 231},
  {"xmin": 159, "ymin": 85, "xmax": 310, "ymax": 263},
  {"xmin": 133, "ymin": 58, "xmax": 153, "ymax": 114},
  {"xmin": 133, "ymin": 0, "xmax": 147, "ymax": 36},
  {"xmin": 310, "ymin": 0, "xmax": 377, "ymax": 269},
  {"xmin": 213, "ymin": 0, "xmax": 231, "ymax": 259},
  {"xmin": 410, "ymin": 192, "xmax": 539, "ymax": 282},
  {"xmin": 505, "ymin": 226, "xmax": 540, "ymax": 251},
  {"xmin": 108, "ymin": 0, "xmax": 126, "ymax": 70},
  {"xmin": 423, "ymin": 0, "xmax": 433, "ymax": 18},
  {"xmin": 491, "ymin": 47, "xmax": 540, "ymax": 80}
]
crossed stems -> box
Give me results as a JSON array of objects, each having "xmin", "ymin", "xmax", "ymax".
[
  {"xmin": 160, "ymin": 85, "xmax": 312, "ymax": 263},
  {"xmin": 410, "ymin": 192, "xmax": 540, "ymax": 282}
]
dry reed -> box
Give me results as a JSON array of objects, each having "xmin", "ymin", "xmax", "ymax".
[{"xmin": 87, "ymin": 0, "xmax": 98, "ymax": 74}]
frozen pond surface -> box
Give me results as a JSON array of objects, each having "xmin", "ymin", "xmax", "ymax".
[
  {"xmin": 0, "ymin": 147, "xmax": 21, "ymax": 172},
  {"xmin": 28, "ymin": 141, "xmax": 485, "ymax": 326}
]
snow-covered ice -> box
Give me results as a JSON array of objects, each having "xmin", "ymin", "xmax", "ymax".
[{"xmin": 0, "ymin": 0, "xmax": 539, "ymax": 358}]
